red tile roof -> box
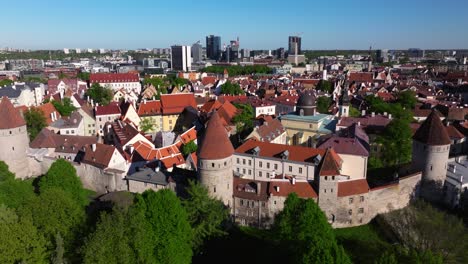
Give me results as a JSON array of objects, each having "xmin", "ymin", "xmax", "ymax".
[
  {"xmin": 95, "ymin": 103, "xmax": 121, "ymax": 116},
  {"xmin": 349, "ymin": 72, "xmax": 373, "ymax": 83},
  {"xmin": 233, "ymin": 177, "xmax": 269, "ymax": 201},
  {"xmin": 413, "ymin": 110, "xmax": 451, "ymax": 145},
  {"xmin": 90, "ymin": 73, "xmax": 139, "ymax": 83},
  {"xmin": 269, "ymin": 180, "xmax": 318, "ymax": 198},
  {"xmin": 138, "ymin": 100, "xmax": 162, "ymax": 116},
  {"xmin": 37, "ymin": 103, "xmax": 61, "ymax": 125},
  {"xmin": 200, "ymin": 99, "xmax": 222, "ymax": 113},
  {"xmin": 0, "ymin": 97, "xmax": 26, "ymax": 129},
  {"xmin": 199, "ymin": 111, "xmax": 234, "ymax": 160},
  {"xmin": 337, "ymin": 179, "xmax": 370, "ymax": 197},
  {"xmin": 319, "ymin": 148, "xmax": 342, "ymax": 176},
  {"xmin": 235, "ymin": 139, "xmax": 325, "ymax": 163},
  {"xmin": 446, "ymin": 125, "xmax": 465, "ymax": 140},
  {"xmin": 81, "ymin": 143, "xmax": 116, "ymax": 169},
  {"xmin": 160, "ymin": 94, "xmax": 197, "ymax": 115}
]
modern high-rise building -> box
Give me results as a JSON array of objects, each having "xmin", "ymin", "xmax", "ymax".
[
  {"xmin": 192, "ymin": 42, "xmax": 203, "ymax": 63},
  {"xmin": 288, "ymin": 36, "xmax": 302, "ymax": 55},
  {"xmin": 206, "ymin": 35, "xmax": 221, "ymax": 60},
  {"xmin": 171, "ymin": 45, "xmax": 191, "ymax": 72}
]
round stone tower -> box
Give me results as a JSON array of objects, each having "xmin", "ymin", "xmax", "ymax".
[
  {"xmin": 0, "ymin": 97, "xmax": 30, "ymax": 179},
  {"xmin": 198, "ymin": 111, "xmax": 234, "ymax": 207},
  {"xmin": 412, "ymin": 109, "xmax": 451, "ymax": 183}
]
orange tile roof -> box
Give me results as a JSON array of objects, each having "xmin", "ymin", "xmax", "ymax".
[
  {"xmin": 337, "ymin": 179, "xmax": 370, "ymax": 197},
  {"xmin": 138, "ymin": 100, "xmax": 162, "ymax": 116},
  {"xmin": 235, "ymin": 139, "xmax": 325, "ymax": 163},
  {"xmin": 160, "ymin": 94, "xmax": 197, "ymax": 115},
  {"xmin": 37, "ymin": 103, "xmax": 61, "ymax": 125},
  {"xmin": 269, "ymin": 180, "xmax": 317, "ymax": 198},
  {"xmin": 319, "ymin": 148, "xmax": 342, "ymax": 176},
  {"xmin": 199, "ymin": 111, "xmax": 234, "ymax": 160}
]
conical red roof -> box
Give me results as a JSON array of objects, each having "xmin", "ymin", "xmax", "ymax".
[
  {"xmin": 319, "ymin": 148, "xmax": 342, "ymax": 176},
  {"xmin": 199, "ymin": 111, "xmax": 234, "ymax": 160},
  {"xmin": 0, "ymin": 97, "xmax": 26, "ymax": 129},
  {"xmin": 413, "ymin": 109, "xmax": 450, "ymax": 146}
]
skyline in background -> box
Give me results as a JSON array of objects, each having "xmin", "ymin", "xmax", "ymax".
[{"xmin": 2, "ymin": 0, "xmax": 468, "ymax": 50}]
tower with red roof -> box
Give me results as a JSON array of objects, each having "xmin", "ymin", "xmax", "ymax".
[
  {"xmin": 0, "ymin": 97, "xmax": 30, "ymax": 178},
  {"xmin": 198, "ymin": 111, "xmax": 234, "ymax": 206}
]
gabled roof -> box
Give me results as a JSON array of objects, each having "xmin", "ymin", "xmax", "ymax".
[
  {"xmin": 80, "ymin": 143, "xmax": 116, "ymax": 169},
  {"xmin": 235, "ymin": 139, "xmax": 325, "ymax": 163},
  {"xmin": 319, "ymin": 148, "xmax": 342, "ymax": 176},
  {"xmin": 95, "ymin": 103, "xmax": 121, "ymax": 116},
  {"xmin": 269, "ymin": 180, "xmax": 317, "ymax": 198},
  {"xmin": 200, "ymin": 99, "xmax": 222, "ymax": 113},
  {"xmin": 90, "ymin": 73, "xmax": 139, "ymax": 83},
  {"xmin": 337, "ymin": 179, "xmax": 370, "ymax": 197},
  {"xmin": 233, "ymin": 177, "xmax": 269, "ymax": 201},
  {"xmin": 0, "ymin": 96, "xmax": 26, "ymax": 129},
  {"xmin": 413, "ymin": 110, "xmax": 451, "ymax": 145},
  {"xmin": 160, "ymin": 94, "xmax": 197, "ymax": 115},
  {"xmin": 37, "ymin": 102, "xmax": 61, "ymax": 125},
  {"xmin": 138, "ymin": 100, "xmax": 162, "ymax": 116},
  {"xmin": 199, "ymin": 111, "xmax": 234, "ymax": 160}
]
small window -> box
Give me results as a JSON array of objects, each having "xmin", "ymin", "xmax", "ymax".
[
  {"xmin": 348, "ymin": 209, "xmax": 353, "ymax": 215},
  {"xmin": 243, "ymin": 159, "xmax": 246, "ymax": 165},
  {"xmin": 248, "ymin": 160, "xmax": 252, "ymax": 166},
  {"xmin": 267, "ymin": 163, "xmax": 270, "ymax": 169},
  {"xmin": 248, "ymin": 169, "xmax": 252, "ymax": 175},
  {"xmin": 349, "ymin": 198, "xmax": 354, "ymax": 204},
  {"xmin": 325, "ymin": 176, "xmax": 328, "ymax": 181},
  {"xmin": 259, "ymin": 161, "xmax": 263, "ymax": 168},
  {"xmin": 274, "ymin": 201, "xmax": 277, "ymax": 205},
  {"xmin": 358, "ymin": 208, "xmax": 364, "ymax": 214},
  {"xmin": 289, "ymin": 166, "xmax": 292, "ymax": 172},
  {"xmin": 299, "ymin": 167, "xmax": 303, "ymax": 173},
  {"xmin": 274, "ymin": 164, "xmax": 278, "ymax": 170},
  {"xmin": 243, "ymin": 168, "xmax": 246, "ymax": 174},
  {"xmin": 240, "ymin": 199, "xmax": 244, "ymax": 206},
  {"xmin": 360, "ymin": 196, "xmax": 364, "ymax": 202},
  {"xmin": 332, "ymin": 176, "xmax": 335, "ymax": 180},
  {"xmin": 267, "ymin": 173, "xmax": 270, "ymax": 178},
  {"xmin": 213, "ymin": 187, "xmax": 216, "ymax": 193},
  {"xmin": 212, "ymin": 163, "xmax": 215, "ymax": 168},
  {"xmin": 331, "ymin": 188, "xmax": 333, "ymax": 193},
  {"xmin": 259, "ymin": 171, "xmax": 262, "ymax": 177},
  {"xmin": 237, "ymin": 158, "xmax": 240, "ymax": 164}
]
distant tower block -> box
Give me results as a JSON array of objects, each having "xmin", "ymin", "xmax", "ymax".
[
  {"xmin": 412, "ymin": 110, "xmax": 451, "ymax": 183},
  {"xmin": 0, "ymin": 97, "xmax": 30, "ymax": 178},
  {"xmin": 198, "ymin": 111, "xmax": 234, "ymax": 207}
]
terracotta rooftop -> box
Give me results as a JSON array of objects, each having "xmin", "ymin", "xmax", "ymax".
[
  {"xmin": 0, "ymin": 96, "xmax": 26, "ymax": 129},
  {"xmin": 30, "ymin": 128, "xmax": 97, "ymax": 153},
  {"xmin": 80, "ymin": 143, "xmax": 116, "ymax": 169},
  {"xmin": 253, "ymin": 118, "xmax": 286, "ymax": 142},
  {"xmin": 235, "ymin": 139, "xmax": 325, "ymax": 164},
  {"xmin": 160, "ymin": 94, "xmax": 197, "ymax": 115},
  {"xmin": 337, "ymin": 179, "xmax": 370, "ymax": 197},
  {"xmin": 413, "ymin": 110, "xmax": 451, "ymax": 145},
  {"xmin": 233, "ymin": 177, "xmax": 269, "ymax": 201},
  {"xmin": 349, "ymin": 72, "xmax": 373, "ymax": 83},
  {"xmin": 199, "ymin": 111, "xmax": 234, "ymax": 160},
  {"xmin": 269, "ymin": 180, "xmax": 318, "ymax": 198},
  {"xmin": 37, "ymin": 102, "xmax": 61, "ymax": 125},
  {"xmin": 90, "ymin": 73, "xmax": 139, "ymax": 83},
  {"xmin": 319, "ymin": 148, "xmax": 342, "ymax": 176},
  {"xmin": 138, "ymin": 100, "xmax": 162, "ymax": 116},
  {"xmin": 95, "ymin": 103, "xmax": 121, "ymax": 116}
]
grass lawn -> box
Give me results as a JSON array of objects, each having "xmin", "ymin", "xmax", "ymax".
[{"xmin": 335, "ymin": 223, "xmax": 391, "ymax": 264}]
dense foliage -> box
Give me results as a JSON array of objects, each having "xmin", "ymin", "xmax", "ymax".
[
  {"xmin": 274, "ymin": 193, "xmax": 351, "ymax": 264},
  {"xmin": 52, "ymin": 97, "xmax": 76, "ymax": 116},
  {"xmin": 181, "ymin": 140, "xmax": 198, "ymax": 156},
  {"xmin": 24, "ymin": 107, "xmax": 48, "ymax": 141},
  {"xmin": 220, "ymin": 81, "xmax": 245, "ymax": 95},
  {"xmin": 316, "ymin": 96, "xmax": 332, "ymax": 114},
  {"xmin": 139, "ymin": 117, "xmax": 154, "ymax": 133},
  {"xmin": 232, "ymin": 103, "xmax": 254, "ymax": 134},
  {"xmin": 377, "ymin": 118, "xmax": 413, "ymax": 166},
  {"xmin": 0, "ymin": 79, "xmax": 13, "ymax": 86},
  {"xmin": 316, "ymin": 79, "xmax": 333, "ymax": 93},
  {"xmin": 202, "ymin": 65, "xmax": 273, "ymax": 76},
  {"xmin": 85, "ymin": 83, "xmax": 113, "ymax": 106}
]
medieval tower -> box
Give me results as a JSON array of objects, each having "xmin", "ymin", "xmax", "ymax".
[
  {"xmin": 0, "ymin": 97, "xmax": 30, "ymax": 179},
  {"xmin": 412, "ymin": 109, "xmax": 451, "ymax": 184},
  {"xmin": 198, "ymin": 111, "xmax": 234, "ymax": 207}
]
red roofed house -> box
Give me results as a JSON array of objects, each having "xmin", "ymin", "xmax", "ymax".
[
  {"xmin": 137, "ymin": 100, "xmax": 163, "ymax": 132},
  {"xmin": 95, "ymin": 103, "xmax": 121, "ymax": 135},
  {"xmin": 160, "ymin": 93, "xmax": 197, "ymax": 131},
  {"xmin": 90, "ymin": 73, "xmax": 142, "ymax": 94}
]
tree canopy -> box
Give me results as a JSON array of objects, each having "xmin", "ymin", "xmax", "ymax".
[
  {"xmin": 24, "ymin": 107, "xmax": 48, "ymax": 141},
  {"xmin": 397, "ymin": 90, "xmax": 417, "ymax": 109},
  {"xmin": 232, "ymin": 103, "xmax": 254, "ymax": 134},
  {"xmin": 0, "ymin": 79, "xmax": 14, "ymax": 86},
  {"xmin": 274, "ymin": 193, "xmax": 351, "ymax": 264},
  {"xmin": 220, "ymin": 81, "xmax": 245, "ymax": 95},
  {"xmin": 52, "ymin": 97, "xmax": 76, "ymax": 116},
  {"xmin": 202, "ymin": 65, "xmax": 273, "ymax": 76},
  {"xmin": 85, "ymin": 83, "xmax": 113, "ymax": 106},
  {"xmin": 39, "ymin": 159, "xmax": 89, "ymax": 206},
  {"xmin": 316, "ymin": 80, "xmax": 333, "ymax": 93},
  {"xmin": 182, "ymin": 180, "xmax": 229, "ymax": 252},
  {"xmin": 181, "ymin": 140, "xmax": 198, "ymax": 156},
  {"xmin": 139, "ymin": 117, "xmax": 154, "ymax": 133},
  {"xmin": 316, "ymin": 96, "xmax": 332, "ymax": 114},
  {"xmin": 378, "ymin": 118, "xmax": 413, "ymax": 166}
]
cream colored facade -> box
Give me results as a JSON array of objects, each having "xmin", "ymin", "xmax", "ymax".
[
  {"xmin": 339, "ymin": 154, "xmax": 368, "ymax": 180},
  {"xmin": 162, "ymin": 114, "xmax": 179, "ymax": 131}
]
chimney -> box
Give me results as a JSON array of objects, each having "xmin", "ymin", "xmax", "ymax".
[
  {"xmin": 91, "ymin": 144, "xmax": 96, "ymax": 152},
  {"xmin": 257, "ymin": 182, "xmax": 261, "ymax": 196},
  {"xmin": 275, "ymin": 186, "xmax": 280, "ymax": 192},
  {"xmin": 384, "ymin": 112, "xmax": 388, "ymax": 117},
  {"xmin": 292, "ymin": 177, "xmax": 296, "ymax": 185},
  {"xmin": 371, "ymin": 112, "xmax": 375, "ymax": 117},
  {"xmin": 361, "ymin": 109, "xmax": 366, "ymax": 117},
  {"xmin": 388, "ymin": 114, "xmax": 392, "ymax": 119}
]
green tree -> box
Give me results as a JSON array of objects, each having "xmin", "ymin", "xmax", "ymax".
[
  {"xmin": 137, "ymin": 190, "xmax": 193, "ymax": 264},
  {"xmin": 181, "ymin": 140, "xmax": 198, "ymax": 156},
  {"xmin": 232, "ymin": 103, "xmax": 254, "ymax": 133},
  {"xmin": 85, "ymin": 83, "xmax": 113, "ymax": 106},
  {"xmin": 77, "ymin": 72, "xmax": 90, "ymax": 81},
  {"xmin": 349, "ymin": 106, "xmax": 361, "ymax": 117},
  {"xmin": 82, "ymin": 209, "xmax": 136, "ymax": 264},
  {"xmin": 24, "ymin": 107, "xmax": 48, "ymax": 140},
  {"xmin": 379, "ymin": 119, "xmax": 412, "ymax": 166},
  {"xmin": 58, "ymin": 72, "xmax": 69, "ymax": 79},
  {"xmin": 182, "ymin": 180, "xmax": 229, "ymax": 252},
  {"xmin": 0, "ymin": 79, "xmax": 13, "ymax": 86},
  {"xmin": 316, "ymin": 80, "xmax": 333, "ymax": 93},
  {"xmin": 316, "ymin": 96, "xmax": 332, "ymax": 114},
  {"xmin": 0, "ymin": 205, "xmax": 48, "ymax": 264},
  {"xmin": 0, "ymin": 160, "xmax": 15, "ymax": 181},
  {"xmin": 220, "ymin": 81, "xmax": 245, "ymax": 95},
  {"xmin": 375, "ymin": 251, "xmax": 398, "ymax": 264},
  {"xmin": 39, "ymin": 159, "xmax": 89, "ymax": 206},
  {"xmin": 18, "ymin": 188, "xmax": 86, "ymax": 255},
  {"xmin": 274, "ymin": 193, "xmax": 351, "ymax": 264},
  {"xmin": 397, "ymin": 90, "xmax": 417, "ymax": 109},
  {"xmin": 52, "ymin": 97, "xmax": 76, "ymax": 116},
  {"xmin": 140, "ymin": 117, "xmax": 154, "ymax": 133},
  {"xmin": 51, "ymin": 233, "xmax": 66, "ymax": 264}
]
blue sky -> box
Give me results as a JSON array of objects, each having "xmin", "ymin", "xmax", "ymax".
[{"xmin": 2, "ymin": 0, "xmax": 467, "ymax": 50}]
